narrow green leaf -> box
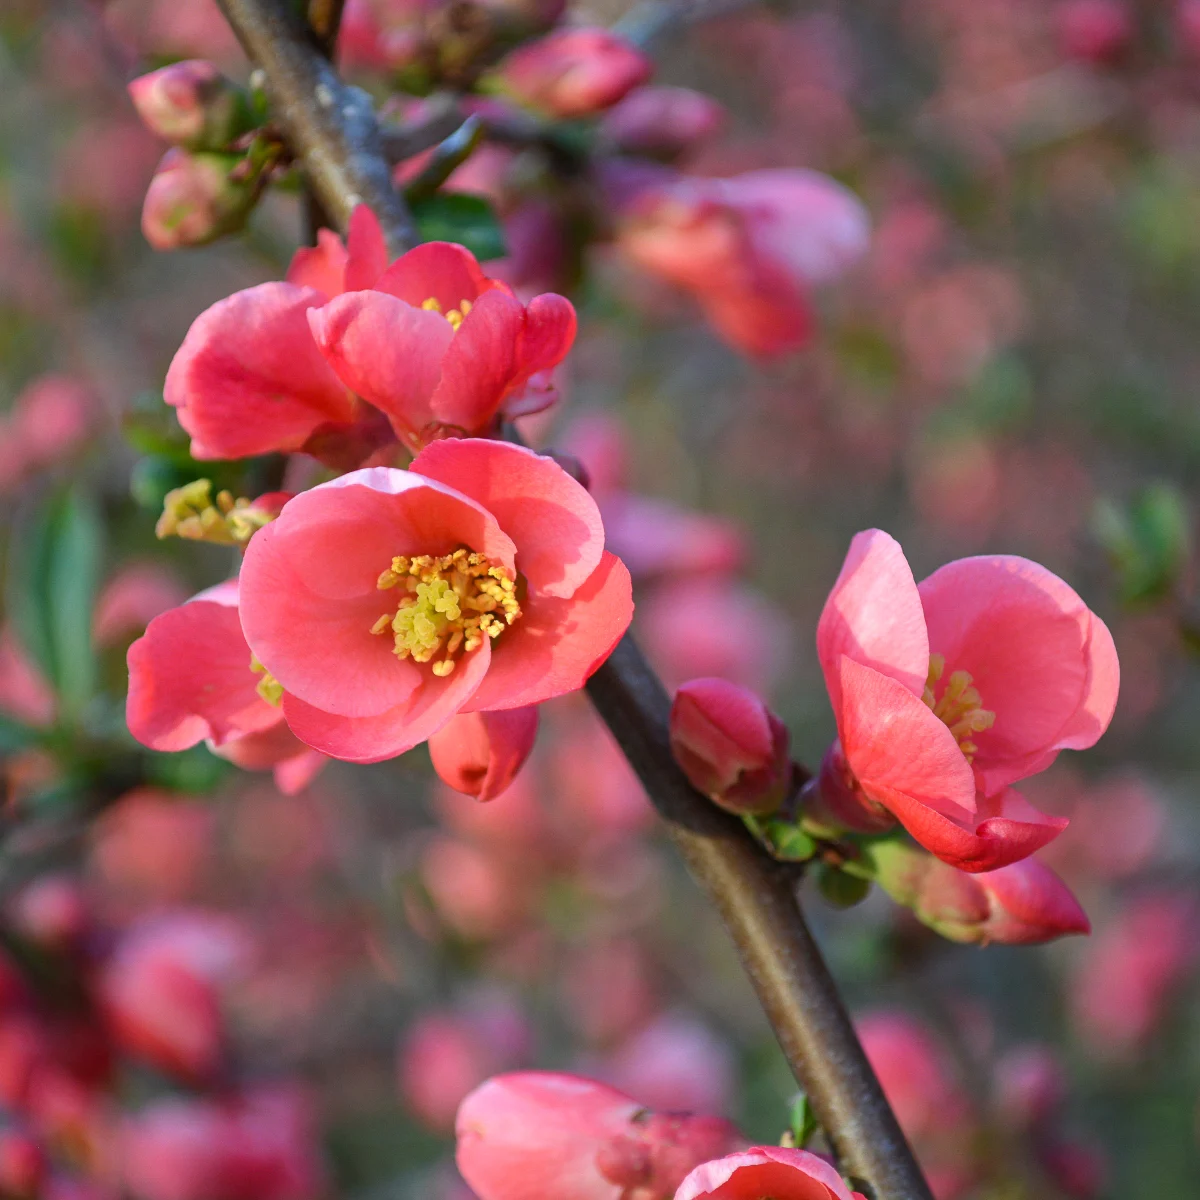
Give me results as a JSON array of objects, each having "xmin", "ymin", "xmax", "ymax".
[{"xmin": 411, "ymin": 193, "xmax": 507, "ymax": 262}]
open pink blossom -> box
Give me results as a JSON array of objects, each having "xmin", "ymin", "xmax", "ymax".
[
  {"xmin": 617, "ymin": 169, "xmax": 869, "ymax": 358},
  {"xmin": 238, "ymin": 439, "xmax": 632, "ymax": 763},
  {"xmin": 675, "ymin": 1146, "xmax": 865, "ymax": 1200},
  {"xmin": 166, "ymin": 206, "xmax": 575, "ymax": 461},
  {"xmin": 126, "ymin": 581, "xmax": 326, "ymax": 794},
  {"xmin": 814, "ymin": 530, "xmax": 1118, "ymax": 871}
]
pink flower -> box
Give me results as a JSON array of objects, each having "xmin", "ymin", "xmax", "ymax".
[
  {"xmin": 0, "ymin": 629, "xmax": 56, "ymax": 728},
  {"xmin": 814, "ymin": 530, "xmax": 1118, "ymax": 871},
  {"xmin": 499, "ymin": 29, "xmax": 653, "ymax": 118},
  {"xmin": 125, "ymin": 581, "xmax": 326, "ymax": 794},
  {"xmin": 141, "ymin": 149, "xmax": 259, "ymax": 250},
  {"xmin": 1055, "ymin": 0, "xmax": 1133, "ymax": 65},
  {"xmin": 94, "ymin": 563, "xmax": 190, "ymax": 646},
  {"xmin": 166, "ymin": 208, "xmax": 575, "ymax": 461},
  {"xmin": 674, "ymin": 1146, "xmax": 865, "ymax": 1200},
  {"xmin": 428, "ymin": 707, "xmax": 539, "ymax": 801},
  {"xmin": 238, "ymin": 439, "xmax": 632, "ymax": 763},
  {"xmin": 670, "ymin": 678, "xmax": 790, "ymax": 815},
  {"xmin": 456, "ymin": 1071, "xmax": 742, "ymax": 1200},
  {"xmin": 618, "ymin": 169, "xmax": 868, "ymax": 357},
  {"xmin": 0, "ymin": 375, "xmax": 94, "ymax": 493},
  {"xmin": 600, "ymin": 86, "xmax": 725, "ymax": 160}
]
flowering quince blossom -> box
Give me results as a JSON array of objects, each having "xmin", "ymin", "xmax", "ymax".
[
  {"xmin": 674, "ymin": 1146, "xmax": 866, "ymax": 1200},
  {"xmin": 813, "ymin": 530, "xmax": 1119, "ymax": 872},
  {"xmin": 125, "ymin": 580, "xmax": 326, "ymax": 795},
  {"xmin": 455, "ymin": 1071, "xmax": 743, "ymax": 1200},
  {"xmin": 165, "ymin": 206, "xmax": 576, "ymax": 461},
  {"xmin": 238, "ymin": 439, "xmax": 633, "ymax": 763}
]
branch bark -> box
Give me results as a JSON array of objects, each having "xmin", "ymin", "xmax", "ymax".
[{"xmin": 209, "ymin": 4, "xmax": 934, "ymax": 1196}]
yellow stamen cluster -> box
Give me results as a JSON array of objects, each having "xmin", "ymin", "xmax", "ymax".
[
  {"xmin": 422, "ymin": 295, "xmax": 473, "ymax": 331},
  {"xmin": 250, "ymin": 655, "xmax": 283, "ymax": 706},
  {"xmin": 157, "ymin": 480, "xmax": 275, "ymax": 547},
  {"xmin": 922, "ymin": 654, "xmax": 995, "ymax": 762},
  {"xmin": 371, "ymin": 549, "xmax": 520, "ymax": 677}
]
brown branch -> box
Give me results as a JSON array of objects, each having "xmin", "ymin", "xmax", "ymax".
[{"xmin": 208, "ymin": 4, "xmax": 933, "ymax": 1196}]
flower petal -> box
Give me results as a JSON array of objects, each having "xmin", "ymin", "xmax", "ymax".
[
  {"xmin": 462, "ymin": 552, "xmax": 632, "ymax": 712},
  {"xmin": 344, "ymin": 204, "xmax": 389, "ymax": 292},
  {"xmin": 411, "ymin": 439, "xmax": 605, "ymax": 598},
  {"xmin": 374, "ymin": 241, "xmax": 502, "ymax": 310},
  {"xmin": 127, "ymin": 597, "xmax": 281, "ymax": 751},
  {"xmin": 308, "ymin": 291, "xmax": 452, "ymax": 440},
  {"xmin": 239, "ymin": 469, "xmax": 515, "ymax": 717},
  {"xmin": 837, "ymin": 656, "xmax": 977, "ymax": 821},
  {"xmin": 280, "ymin": 639, "xmax": 490, "ymax": 762},
  {"xmin": 427, "ymin": 289, "xmax": 524, "ymax": 432},
  {"xmin": 513, "ymin": 292, "xmax": 577, "ymax": 383},
  {"xmin": 285, "ymin": 228, "xmax": 348, "ymax": 300},
  {"xmin": 817, "ymin": 530, "xmax": 929, "ymax": 715},
  {"xmin": 919, "ymin": 555, "xmax": 1108, "ymax": 791},
  {"xmin": 675, "ymin": 1145, "xmax": 859, "ymax": 1200},
  {"xmin": 164, "ymin": 283, "xmax": 355, "ymax": 460}
]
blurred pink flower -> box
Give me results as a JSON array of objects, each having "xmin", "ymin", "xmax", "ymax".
[
  {"xmin": 93, "ymin": 564, "xmax": 189, "ymax": 647},
  {"xmin": 600, "ymin": 86, "xmax": 725, "ymax": 161},
  {"xmin": 0, "ymin": 630, "xmax": 56, "ymax": 728}
]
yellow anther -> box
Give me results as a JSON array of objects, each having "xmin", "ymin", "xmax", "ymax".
[
  {"xmin": 422, "ymin": 295, "xmax": 472, "ymax": 332},
  {"xmin": 922, "ymin": 654, "xmax": 995, "ymax": 762},
  {"xmin": 157, "ymin": 479, "xmax": 276, "ymax": 547},
  {"xmin": 250, "ymin": 656, "xmax": 283, "ymax": 706},
  {"xmin": 371, "ymin": 547, "xmax": 521, "ymax": 676},
  {"xmin": 421, "ymin": 297, "xmax": 443, "ymax": 313}
]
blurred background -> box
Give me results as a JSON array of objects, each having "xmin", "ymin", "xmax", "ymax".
[{"xmin": 1, "ymin": 0, "xmax": 1199, "ymax": 1197}]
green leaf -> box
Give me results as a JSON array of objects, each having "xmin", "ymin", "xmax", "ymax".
[
  {"xmin": 6, "ymin": 487, "xmax": 103, "ymax": 723},
  {"xmin": 411, "ymin": 193, "xmax": 507, "ymax": 262},
  {"xmin": 788, "ymin": 1092, "xmax": 819, "ymax": 1149},
  {"xmin": 1093, "ymin": 483, "xmax": 1190, "ymax": 605}
]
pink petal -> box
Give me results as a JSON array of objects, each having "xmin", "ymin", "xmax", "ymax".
[
  {"xmin": 463, "ymin": 552, "xmax": 633, "ymax": 712},
  {"xmin": 919, "ymin": 555, "xmax": 1112, "ymax": 791},
  {"xmin": 374, "ymin": 241, "xmax": 502, "ymax": 310},
  {"xmin": 239, "ymin": 469, "xmax": 515, "ymax": 718},
  {"xmin": 817, "ymin": 530, "xmax": 929, "ymax": 716},
  {"xmin": 428, "ymin": 706, "xmax": 539, "ymax": 802},
  {"xmin": 280, "ymin": 639, "xmax": 490, "ymax": 762},
  {"xmin": 1051, "ymin": 608, "xmax": 1120, "ymax": 751},
  {"xmin": 127, "ymin": 598, "xmax": 282, "ymax": 752},
  {"xmin": 272, "ymin": 749, "xmax": 328, "ymax": 795},
  {"xmin": 308, "ymin": 291, "xmax": 452, "ymax": 441},
  {"xmin": 285, "ymin": 228, "xmax": 348, "ymax": 300},
  {"xmin": 871, "ymin": 783, "xmax": 1067, "ymax": 873},
  {"xmin": 164, "ymin": 283, "xmax": 355, "ymax": 460},
  {"xmin": 675, "ymin": 1145, "xmax": 859, "ymax": 1200},
  {"xmin": 427, "ymin": 289, "xmax": 524, "ymax": 433},
  {"xmin": 512, "ymin": 292, "xmax": 577, "ymax": 384},
  {"xmin": 697, "ymin": 279, "xmax": 811, "ymax": 359},
  {"xmin": 411, "ymin": 439, "xmax": 605, "ymax": 599},
  {"xmin": 344, "ymin": 204, "xmax": 389, "ymax": 291},
  {"xmin": 837, "ymin": 656, "xmax": 976, "ymax": 822}
]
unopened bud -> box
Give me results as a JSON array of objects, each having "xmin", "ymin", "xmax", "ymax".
[
  {"xmin": 601, "ymin": 86, "xmax": 725, "ymax": 161},
  {"xmin": 128, "ymin": 60, "xmax": 253, "ymax": 151},
  {"xmin": 141, "ymin": 149, "xmax": 259, "ymax": 251},
  {"xmin": 499, "ymin": 28, "xmax": 653, "ymax": 118},
  {"xmin": 669, "ymin": 678, "xmax": 789, "ymax": 815},
  {"xmin": 428, "ymin": 708, "xmax": 539, "ymax": 802},
  {"xmin": 803, "ymin": 740, "xmax": 896, "ymax": 834}
]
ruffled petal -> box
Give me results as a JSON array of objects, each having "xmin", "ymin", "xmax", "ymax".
[
  {"xmin": 373, "ymin": 241, "xmax": 503, "ymax": 310},
  {"xmin": 411, "ymin": 439, "xmax": 605, "ymax": 598},
  {"xmin": 817, "ymin": 530, "xmax": 929, "ymax": 716},
  {"xmin": 837, "ymin": 656, "xmax": 977, "ymax": 821},
  {"xmin": 919, "ymin": 555, "xmax": 1105, "ymax": 790},
  {"xmin": 285, "ymin": 228, "xmax": 348, "ymax": 300},
  {"xmin": 427, "ymin": 289, "xmax": 524, "ymax": 432},
  {"xmin": 239, "ymin": 469, "xmax": 515, "ymax": 718},
  {"xmin": 462, "ymin": 552, "xmax": 633, "ymax": 712},
  {"xmin": 280, "ymin": 639, "xmax": 490, "ymax": 763},
  {"xmin": 127, "ymin": 598, "xmax": 281, "ymax": 751},
  {"xmin": 344, "ymin": 204, "xmax": 389, "ymax": 292},
  {"xmin": 308, "ymin": 291, "xmax": 452, "ymax": 440},
  {"xmin": 164, "ymin": 283, "xmax": 355, "ymax": 460}
]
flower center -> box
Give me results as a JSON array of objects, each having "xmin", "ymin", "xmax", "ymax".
[
  {"xmin": 250, "ymin": 655, "xmax": 283, "ymax": 705},
  {"xmin": 421, "ymin": 296, "xmax": 472, "ymax": 331},
  {"xmin": 922, "ymin": 654, "xmax": 995, "ymax": 762},
  {"xmin": 371, "ymin": 549, "xmax": 521, "ymax": 677}
]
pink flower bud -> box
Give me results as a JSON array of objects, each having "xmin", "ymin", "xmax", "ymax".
[
  {"xmin": 127, "ymin": 60, "xmax": 250, "ymax": 150},
  {"xmin": 669, "ymin": 678, "xmax": 789, "ymax": 815},
  {"xmin": 500, "ymin": 29, "xmax": 653, "ymax": 118},
  {"xmin": 675, "ymin": 1145, "xmax": 865, "ymax": 1200},
  {"xmin": 456, "ymin": 1072, "xmax": 743, "ymax": 1200},
  {"xmin": 141, "ymin": 149, "xmax": 258, "ymax": 251},
  {"xmin": 428, "ymin": 708, "xmax": 539, "ymax": 802},
  {"xmin": 601, "ymin": 87, "xmax": 725, "ymax": 161}
]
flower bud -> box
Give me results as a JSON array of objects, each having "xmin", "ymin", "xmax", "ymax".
[
  {"xmin": 499, "ymin": 29, "xmax": 653, "ymax": 118},
  {"xmin": 428, "ymin": 708, "xmax": 539, "ymax": 802},
  {"xmin": 669, "ymin": 678, "xmax": 789, "ymax": 815},
  {"xmin": 127, "ymin": 60, "xmax": 252, "ymax": 151},
  {"xmin": 456, "ymin": 1072, "xmax": 743, "ymax": 1200},
  {"xmin": 141, "ymin": 149, "xmax": 259, "ymax": 251},
  {"xmin": 805, "ymin": 741, "xmax": 896, "ymax": 834},
  {"xmin": 600, "ymin": 86, "xmax": 725, "ymax": 161}
]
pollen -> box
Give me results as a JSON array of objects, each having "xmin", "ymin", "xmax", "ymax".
[
  {"xmin": 371, "ymin": 548, "xmax": 521, "ymax": 677},
  {"xmin": 421, "ymin": 296, "xmax": 473, "ymax": 331},
  {"xmin": 250, "ymin": 655, "xmax": 283, "ymax": 706},
  {"xmin": 922, "ymin": 653, "xmax": 995, "ymax": 762}
]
